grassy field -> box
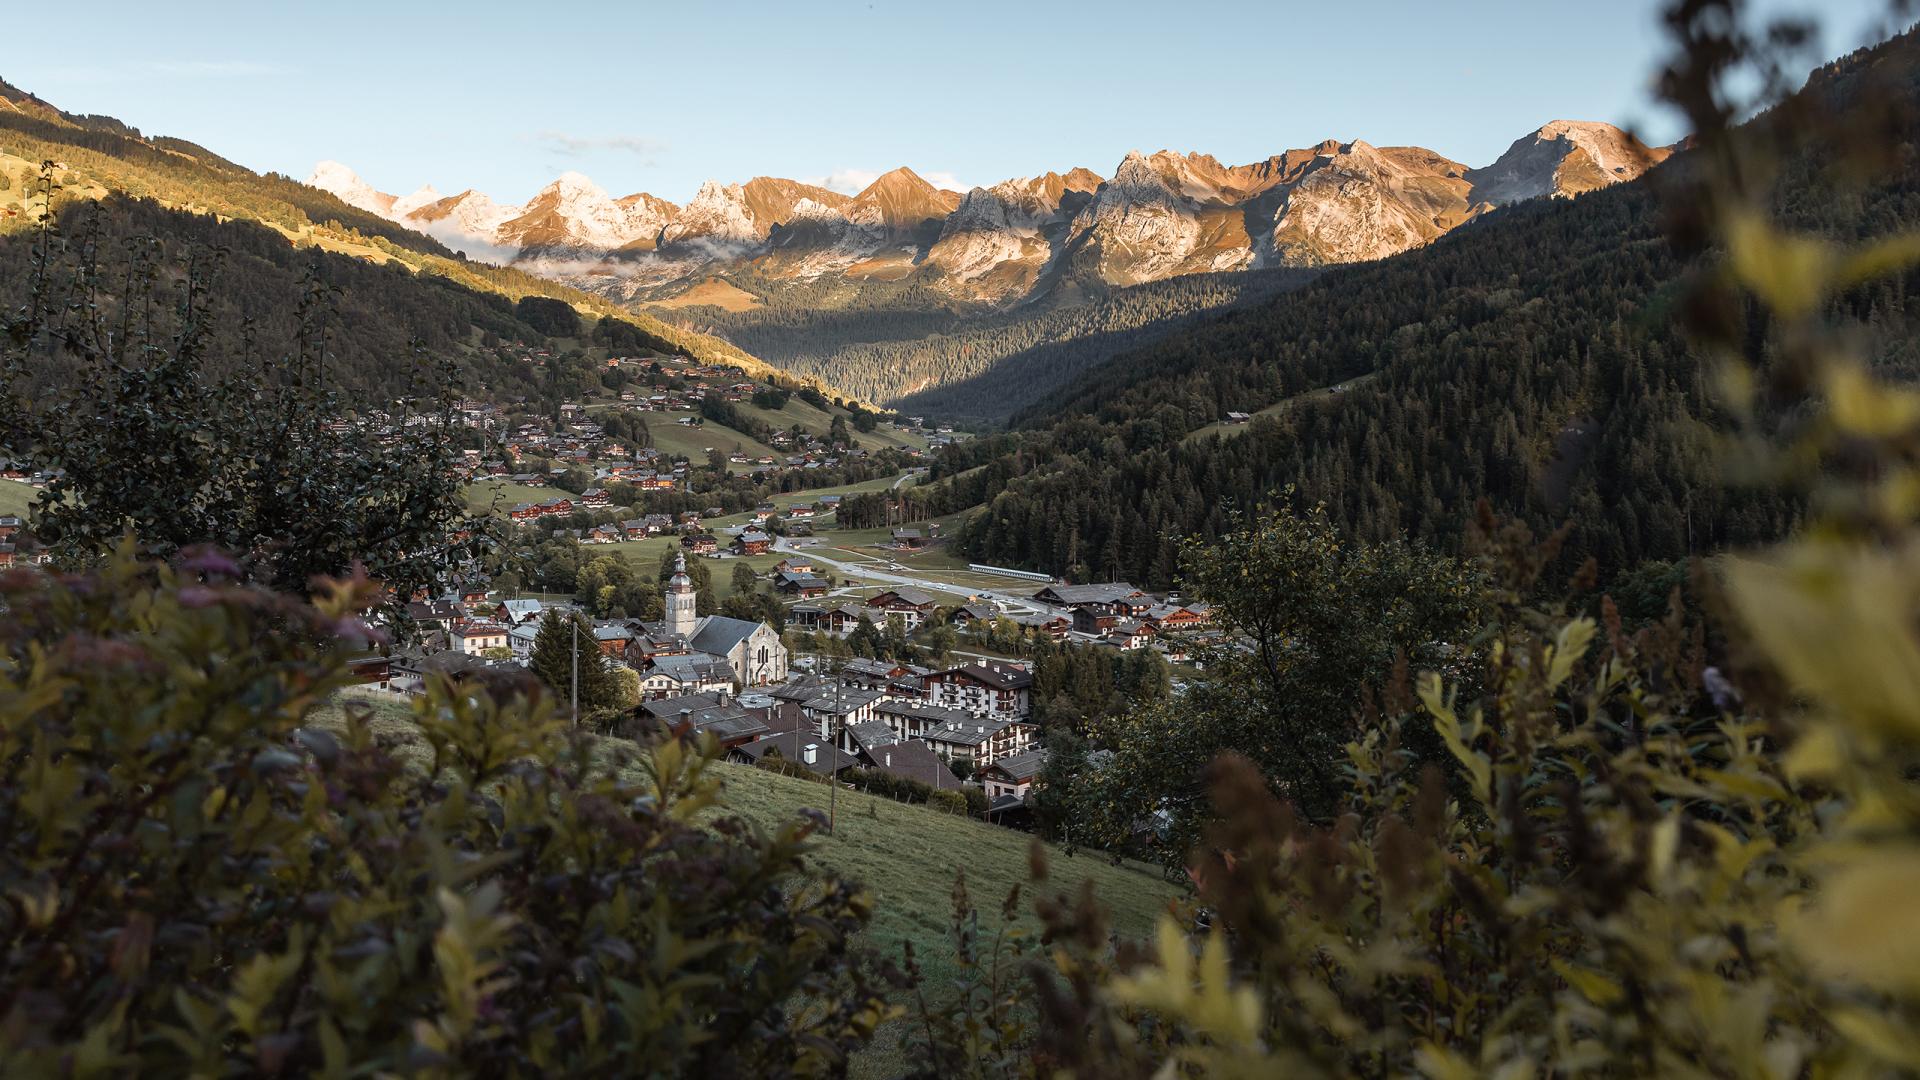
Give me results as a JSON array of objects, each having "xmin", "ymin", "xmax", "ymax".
[
  {"xmin": 307, "ymin": 687, "xmax": 1178, "ymax": 1073},
  {"xmin": 644, "ymin": 413, "xmax": 784, "ymax": 466},
  {"xmin": 464, "ymin": 480, "xmax": 562, "ymax": 512},
  {"xmin": 0, "ymin": 479, "xmax": 37, "ymax": 519},
  {"xmin": 1181, "ymin": 372, "xmax": 1379, "ymax": 444}
]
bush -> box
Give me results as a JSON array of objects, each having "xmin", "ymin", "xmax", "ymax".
[{"xmin": 0, "ymin": 552, "xmax": 891, "ymax": 1074}]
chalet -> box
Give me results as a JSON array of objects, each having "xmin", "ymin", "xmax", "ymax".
[
  {"xmin": 579, "ymin": 488, "xmax": 611, "ymax": 507},
  {"xmin": 924, "ymin": 662, "xmax": 1033, "ymax": 721},
  {"xmin": 621, "ymin": 518, "xmax": 652, "ymax": 540},
  {"xmin": 635, "ymin": 692, "xmax": 767, "ymax": 747},
  {"xmin": 499, "ymin": 599, "xmax": 544, "ymax": 626},
  {"xmin": 1143, "ymin": 602, "xmax": 1212, "ymax": 632},
  {"xmin": 789, "ymin": 602, "xmax": 871, "ymax": 637},
  {"xmin": 846, "ymin": 727, "xmax": 967, "ymax": 792},
  {"xmin": 0, "ymin": 542, "xmax": 16, "ymax": 569},
  {"xmin": 785, "ymin": 504, "xmax": 815, "ymax": 520},
  {"xmin": 774, "ymin": 571, "xmax": 830, "ymax": 598},
  {"xmin": 773, "ymin": 556, "xmax": 816, "ymax": 575},
  {"xmin": 638, "ymin": 653, "xmax": 735, "ymax": 700},
  {"xmin": 344, "ymin": 653, "xmax": 394, "ymax": 691},
  {"xmin": 0, "ymin": 515, "xmax": 21, "ymax": 540},
  {"xmin": 1106, "ymin": 619, "xmax": 1156, "ymax": 650},
  {"xmin": 890, "ymin": 528, "xmax": 925, "ymax": 551},
  {"xmin": 979, "ymin": 748, "xmax": 1045, "ymax": 802},
  {"xmin": 1012, "ymin": 612, "xmax": 1072, "ymax": 640},
  {"xmin": 508, "ymin": 503, "xmax": 543, "ymax": 522},
  {"xmin": 1033, "ymin": 582, "xmax": 1151, "ymax": 618},
  {"xmin": 448, "ymin": 621, "xmax": 510, "ymax": 656},
  {"xmin": 727, "ymin": 735, "xmax": 858, "ymax": 777},
  {"xmin": 682, "ymin": 533, "xmax": 718, "ymax": 555},
  {"xmin": 733, "ymin": 529, "xmax": 773, "ymax": 556},
  {"xmin": 947, "ymin": 603, "xmax": 995, "ymax": 627},
  {"xmin": 587, "ymin": 524, "xmax": 621, "ymax": 544},
  {"xmin": 1225, "ymin": 411, "xmax": 1253, "ymax": 424},
  {"xmin": 865, "ymin": 587, "xmax": 937, "ymax": 631},
  {"xmin": 592, "ymin": 623, "xmax": 635, "ymax": 657},
  {"xmin": 508, "ymin": 622, "xmax": 540, "ymax": 659},
  {"xmin": 638, "ymin": 475, "xmax": 677, "ymax": 491},
  {"xmin": 539, "ymin": 497, "xmax": 575, "ymax": 515},
  {"xmin": 837, "ymin": 657, "xmax": 912, "ymax": 691},
  {"xmin": 873, "ymin": 699, "xmax": 974, "ymax": 743},
  {"xmin": 918, "ymin": 715, "xmax": 1036, "ymax": 767},
  {"xmin": 406, "ymin": 600, "xmax": 464, "ymax": 631}
]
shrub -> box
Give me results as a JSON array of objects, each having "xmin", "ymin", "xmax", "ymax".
[{"xmin": 0, "ymin": 551, "xmax": 892, "ymax": 1074}]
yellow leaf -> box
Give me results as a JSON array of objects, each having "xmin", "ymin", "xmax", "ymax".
[
  {"xmin": 1791, "ymin": 849, "xmax": 1920, "ymax": 997},
  {"xmin": 1552, "ymin": 958, "xmax": 1625, "ymax": 1006},
  {"xmin": 1726, "ymin": 210, "xmax": 1835, "ymax": 319}
]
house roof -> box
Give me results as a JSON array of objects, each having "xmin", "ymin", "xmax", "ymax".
[
  {"xmin": 922, "ymin": 716, "xmax": 1027, "ymax": 747},
  {"xmin": 867, "ymin": 739, "xmax": 965, "ymax": 791},
  {"xmin": 733, "ymin": 735, "xmax": 857, "ymax": 775},
  {"xmin": 875, "ymin": 699, "xmax": 973, "ymax": 727},
  {"xmin": 982, "ymin": 748, "xmax": 1047, "ymax": 783},
  {"xmin": 870, "ymin": 587, "xmax": 936, "ymax": 609},
  {"xmin": 1036, "ymin": 583, "xmax": 1145, "ymax": 606},
  {"xmin": 931, "ymin": 661, "xmax": 1034, "ymax": 691}
]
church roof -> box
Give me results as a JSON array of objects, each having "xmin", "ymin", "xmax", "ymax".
[{"xmin": 689, "ymin": 615, "xmax": 761, "ymax": 656}]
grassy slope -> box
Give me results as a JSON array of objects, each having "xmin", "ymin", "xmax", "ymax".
[
  {"xmin": 0, "ymin": 95, "xmax": 840, "ymax": 400},
  {"xmin": 0, "ymin": 479, "xmax": 36, "ymax": 519},
  {"xmin": 309, "ymin": 687, "xmax": 1178, "ymax": 1068}
]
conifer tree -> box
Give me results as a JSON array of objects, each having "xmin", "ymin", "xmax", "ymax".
[{"xmin": 529, "ymin": 609, "xmax": 617, "ymax": 714}]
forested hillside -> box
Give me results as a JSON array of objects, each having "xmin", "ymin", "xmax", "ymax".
[
  {"xmin": 925, "ymin": 30, "xmax": 1920, "ymax": 587},
  {"xmin": 0, "ymin": 79, "xmax": 813, "ymax": 399},
  {"xmin": 653, "ymin": 266, "xmax": 1316, "ymax": 420}
]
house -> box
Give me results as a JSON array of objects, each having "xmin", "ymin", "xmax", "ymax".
[
  {"xmin": 786, "ymin": 684, "xmax": 885, "ymax": 739},
  {"xmin": 947, "ymin": 603, "xmax": 996, "ymax": 627},
  {"xmin": 1107, "ymin": 620, "xmax": 1157, "ymax": 651},
  {"xmin": 978, "ymin": 748, "xmax": 1046, "ymax": 802},
  {"xmin": 866, "ymin": 587, "xmax": 937, "ymax": 631},
  {"xmin": 0, "ymin": 515, "xmax": 21, "ymax": 541},
  {"xmin": 389, "ymin": 649, "xmax": 502, "ymax": 695},
  {"xmin": 1012, "ymin": 613, "xmax": 1072, "ymax": 640},
  {"xmin": 842, "ymin": 727, "xmax": 965, "ymax": 792},
  {"xmin": 344, "ymin": 653, "xmax": 394, "ymax": 691},
  {"xmin": 728, "ymin": 734, "xmax": 858, "ymax": 777},
  {"xmin": 890, "ymin": 528, "xmax": 925, "ymax": 551},
  {"xmin": 579, "ymin": 488, "xmax": 611, "ymax": 507},
  {"xmin": 733, "ymin": 529, "xmax": 772, "ymax": 556},
  {"xmin": 682, "ymin": 533, "xmax": 718, "ymax": 555},
  {"xmin": 1225, "ymin": 411, "xmax": 1252, "ymax": 424},
  {"xmin": 592, "ymin": 623, "xmax": 635, "ymax": 657},
  {"xmin": 923, "ymin": 662, "xmax": 1033, "ymax": 721},
  {"xmin": 638, "ymin": 653, "xmax": 735, "ymax": 700},
  {"xmin": 621, "ymin": 518, "xmax": 653, "ymax": 540},
  {"xmin": 1033, "ymin": 582, "xmax": 1151, "ymax": 618},
  {"xmin": 499, "ymin": 598, "xmax": 544, "ymax": 626},
  {"xmin": 587, "ymin": 524, "xmax": 621, "ymax": 544},
  {"xmin": 789, "ymin": 603, "xmax": 872, "ymax": 638},
  {"xmin": 635, "ymin": 692, "xmax": 768, "ymax": 748},
  {"xmin": 448, "ymin": 621, "xmax": 510, "ymax": 656},
  {"xmin": 1143, "ymin": 602, "xmax": 1212, "ymax": 632},
  {"xmin": 774, "ymin": 571, "xmax": 830, "ymax": 598},
  {"xmin": 508, "ymin": 622, "xmax": 540, "ymax": 659},
  {"xmin": 872, "ymin": 699, "xmax": 973, "ymax": 743},
  {"xmin": 918, "ymin": 715, "xmax": 1037, "ymax": 767},
  {"xmin": 837, "ymin": 657, "xmax": 913, "ymax": 691}
]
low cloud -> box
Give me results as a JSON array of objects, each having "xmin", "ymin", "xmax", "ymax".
[{"xmin": 529, "ymin": 131, "xmax": 668, "ymax": 166}]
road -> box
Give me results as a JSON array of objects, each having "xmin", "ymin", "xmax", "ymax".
[{"xmin": 771, "ymin": 535, "xmax": 1068, "ymax": 621}]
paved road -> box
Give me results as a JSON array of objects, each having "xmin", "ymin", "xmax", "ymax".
[{"xmin": 772, "ymin": 535, "xmax": 1068, "ymax": 621}]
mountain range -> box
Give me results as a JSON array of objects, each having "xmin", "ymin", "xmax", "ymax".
[{"xmin": 310, "ymin": 120, "xmax": 1672, "ymax": 307}]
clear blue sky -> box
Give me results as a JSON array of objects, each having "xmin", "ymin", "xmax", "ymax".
[{"xmin": 0, "ymin": 0, "xmax": 1896, "ymax": 204}]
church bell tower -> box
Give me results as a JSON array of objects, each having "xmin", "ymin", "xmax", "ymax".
[{"xmin": 666, "ymin": 551, "xmax": 698, "ymax": 638}]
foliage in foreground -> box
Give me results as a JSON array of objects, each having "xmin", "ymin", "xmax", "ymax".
[
  {"xmin": 901, "ymin": 3, "xmax": 1920, "ymax": 1075},
  {"xmin": 0, "ymin": 549, "xmax": 890, "ymax": 1075}
]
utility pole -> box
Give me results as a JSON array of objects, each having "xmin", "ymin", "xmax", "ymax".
[
  {"xmin": 571, "ymin": 614, "xmax": 579, "ymax": 723},
  {"xmin": 828, "ymin": 660, "xmax": 841, "ymax": 835}
]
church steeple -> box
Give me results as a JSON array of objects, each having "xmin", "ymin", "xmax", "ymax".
[{"xmin": 666, "ymin": 550, "xmax": 698, "ymax": 638}]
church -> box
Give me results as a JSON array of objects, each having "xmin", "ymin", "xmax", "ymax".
[{"xmin": 636, "ymin": 552, "xmax": 788, "ymax": 691}]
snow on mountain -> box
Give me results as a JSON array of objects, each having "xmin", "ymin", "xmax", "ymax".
[
  {"xmin": 302, "ymin": 118, "xmax": 1674, "ymax": 301},
  {"xmin": 306, "ymin": 161, "xmax": 396, "ymax": 217}
]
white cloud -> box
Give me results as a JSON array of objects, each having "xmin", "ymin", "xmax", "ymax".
[{"xmin": 529, "ymin": 131, "xmax": 667, "ymax": 165}]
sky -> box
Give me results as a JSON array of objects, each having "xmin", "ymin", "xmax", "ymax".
[{"xmin": 0, "ymin": 0, "xmax": 1900, "ymax": 205}]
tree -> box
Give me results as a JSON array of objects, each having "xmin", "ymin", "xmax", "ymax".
[
  {"xmin": 847, "ymin": 618, "xmax": 882, "ymax": 659},
  {"xmin": 731, "ymin": 562, "xmax": 759, "ymax": 595},
  {"xmin": 926, "ymin": 623, "xmax": 957, "ymax": 663},
  {"xmin": 1057, "ymin": 502, "xmax": 1480, "ymax": 857},
  {"xmin": 0, "ymin": 549, "xmax": 889, "ymax": 1074},
  {"xmin": 528, "ymin": 609, "xmax": 618, "ymax": 715},
  {"xmin": 0, "ymin": 235, "xmax": 480, "ymax": 624}
]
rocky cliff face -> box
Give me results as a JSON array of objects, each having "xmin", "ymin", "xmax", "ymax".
[{"xmin": 306, "ymin": 119, "xmax": 1671, "ymax": 305}]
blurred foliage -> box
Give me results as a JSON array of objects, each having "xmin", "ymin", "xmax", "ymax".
[
  {"xmin": 0, "ymin": 548, "xmax": 892, "ymax": 1074},
  {"xmin": 903, "ymin": 2, "xmax": 1920, "ymax": 1076}
]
